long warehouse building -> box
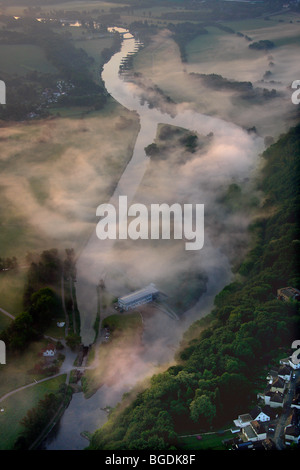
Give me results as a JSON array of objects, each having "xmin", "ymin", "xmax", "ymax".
[{"xmin": 118, "ymin": 283, "xmax": 159, "ymax": 311}]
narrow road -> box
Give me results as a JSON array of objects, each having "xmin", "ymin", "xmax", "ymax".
[
  {"xmin": 273, "ymin": 370, "xmax": 300, "ymax": 449},
  {"xmin": 0, "ymin": 307, "xmax": 15, "ymax": 320},
  {"xmin": 0, "ymin": 373, "xmax": 64, "ymax": 403}
]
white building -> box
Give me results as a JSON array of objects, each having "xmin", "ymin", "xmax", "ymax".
[
  {"xmin": 118, "ymin": 283, "xmax": 159, "ymax": 311},
  {"xmin": 42, "ymin": 344, "xmax": 56, "ymax": 357}
]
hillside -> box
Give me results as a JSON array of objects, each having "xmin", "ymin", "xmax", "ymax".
[{"xmin": 87, "ymin": 122, "xmax": 300, "ymax": 450}]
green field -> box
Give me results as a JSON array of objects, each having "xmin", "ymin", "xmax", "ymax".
[
  {"xmin": 178, "ymin": 430, "xmax": 233, "ymax": 450},
  {"xmin": 102, "ymin": 312, "xmax": 142, "ymax": 333},
  {"xmin": 0, "ymin": 44, "xmax": 58, "ymax": 75},
  {"xmin": 0, "ymin": 339, "xmax": 60, "ymax": 397},
  {"xmin": 0, "ymin": 374, "xmax": 66, "ymax": 450}
]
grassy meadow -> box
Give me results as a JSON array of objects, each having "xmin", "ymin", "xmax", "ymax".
[
  {"xmin": 0, "ymin": 374, "xmax": 66, "ymax": 450},
  {"xmin": 0, "ymin": 339, "xmax": 63, "ymax": 397}
]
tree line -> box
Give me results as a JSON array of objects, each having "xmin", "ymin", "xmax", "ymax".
[{"xmin": 0, "ymin": 249, "xmax": 73, "ymax": 352}]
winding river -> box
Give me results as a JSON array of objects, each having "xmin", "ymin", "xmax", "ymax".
[{"xmin": 43, "ymin": 28, "xmax": 263, "ymax": 450}]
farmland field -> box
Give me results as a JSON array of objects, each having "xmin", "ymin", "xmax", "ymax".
[{"xmin": 0, "ymin": 45, "xmax": 58, "ymax": 76}]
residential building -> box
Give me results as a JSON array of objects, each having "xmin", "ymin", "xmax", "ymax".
[
  {"xmin": 284, "ymin": 409, "xmax": 300, "ymax": 445},
  {"xmin": 280, "ymin": 356, "xmax": 300, "ymax": 370},
  {"xmin": 42, "ymin": 343, "xmax": 56, "ymax": 357},
  {"xmin": 277, "ymin": 286, "xmax": 300, "ymax": 302},
  {"xmin": 291, "ymin": 394, "xmax": 300, "ymax": 410},
  {"xmin": 258, "ymin": 390, "xmax": 284, "ymax": 408},
  {"xmin": 242, "ymin": 420, "xmax": 267, "ymax": 442},
  {"xmin": 270, "ymin": 376, "xmax": 286, "ymax": 394}
]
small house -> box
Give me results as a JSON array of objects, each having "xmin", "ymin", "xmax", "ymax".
[
  {"xmin": 249, "ymin": 405, "xmax": 271, "ymax": 423},
  {"xmin": 242, "ymin": 420, "xmax": 267, "ymax": 442},
  {"xmin": 42, "ymin": 344, "xmax": 56, "ymax": 357},
  {"xmin": 270, "ymin": 376, "xmax": 286, "ymax": 394}
]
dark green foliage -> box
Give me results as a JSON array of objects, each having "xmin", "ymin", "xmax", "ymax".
[
  {"xmin": 14, "ymin": 385, "xmax": 72, "ymax": 449},
  {"xmin": 0, "ymin": 249, "xmax": 64, "ymax": 351},
  {"xmin": 249, "ymin": 40, "xmax": 275, "ymax": 50}
]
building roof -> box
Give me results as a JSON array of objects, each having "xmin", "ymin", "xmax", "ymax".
[
  {"xmin": 270, "ymin": 392, "xmax": 284, "ymax": 403},
  {"xmin": 267, "ymin": 369, "xmax": 278, "ymax": 380},
  {"xmin": 278, "ymin": 365, "xmax": 291, "ymax": 376},
  {"xmin": 261, "ymin": 405, "xmax": 277, "ymax": 420},
  {"xmin": 243, "ymin": 424, "xmax": 256, "ymax": 440},
  {"xmin": 262, "ymin": 439, "xmax": 276, "ymax": 450},
  {"xmin": 238, "ymin": 413, "xmax": 253, "ymax": 423},
  {"xmin": 118, "ymin": 283, "xmax": 159, "ymax": 305},
  {"xmin": 250, "ymin": 406, "xmax": 262, "ymax": 420},
  {"xmin": 251, "ymin": 420, "xmax": 266, "ymax": 435},
  {"xmin": 284, "ymin": 425, "xmax": 300, "ymax": 438},
  {"xmin": 271, "ymin": 376, "xmax": 285, "ymax": 389},
  {"xmin": 278, "ymin": 286, "xmax": 300, "ymax": 298}
]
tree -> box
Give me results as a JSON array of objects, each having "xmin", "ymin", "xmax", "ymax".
[{"xmin": 189, "ymin": 394, "xmax": 216, "ymax": 427}]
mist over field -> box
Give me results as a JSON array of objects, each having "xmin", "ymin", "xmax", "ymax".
[{"xmin": 0, "ymin": 2, "xmax": 299, "ymax": 450}]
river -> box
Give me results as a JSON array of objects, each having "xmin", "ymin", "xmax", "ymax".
[{"xmin": 42, "ymin": 27, "xmax": 263, "ymax": 450}]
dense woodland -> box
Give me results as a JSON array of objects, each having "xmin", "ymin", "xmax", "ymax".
[{"xmin": 88, "ymin": 123, "xmax": 300, "ymax": 450}]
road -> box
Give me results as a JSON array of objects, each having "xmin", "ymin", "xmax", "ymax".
[
  {"xmin": 0, "ymin": 307, "xmax": 15, "ymax": 320},
  {"xmin": 273, "ymin": 369, "xmax": 300, "ymax": 449}
]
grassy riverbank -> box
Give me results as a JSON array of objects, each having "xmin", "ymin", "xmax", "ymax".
[{"xmin": 0, "ymin": 374, "xmax": 67, "ymax": 450}]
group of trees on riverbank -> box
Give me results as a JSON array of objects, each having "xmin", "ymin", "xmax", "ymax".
[
  {"xmin": 88, "ymin": 123, "xmax": 300, "ymax": 450},
  {"xmin": 0, "ymin": 249, "xmax": 74, "ymax": 352},
  {"xmin": 14, "ymin": 384, "xmax": 73, "ymax": 450}
]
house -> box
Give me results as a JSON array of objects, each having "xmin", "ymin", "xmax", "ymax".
[
  {"xmin": 267, "ymin": 369, "xmax": 278, "ymax": 384},
  {"xmin": 280, "ymin": 356, "xmax": 300, "ymax": 370},
  {"xmin": 42, "ymin": 344, "xmax": 56, "ymax": 357},
  {"xmin": 261, "ymin": 438, "xmax": 277, "ymax": 450},
  {"xmin": 242, "ymin": 420, "xmax": 267, "ymax": 442},
  {"xmin": 270, "ymin": 376, "xmax": 286, "ymax": 394},
  {"xmin": 284, "ymin": 409, "xmax": 300, "ymax": 445},
  {"xmin": 258, "ymin": 390, "xmax": 284, "ymax": 408},
  {"xmin": 269, "ymin": 391, "xmax": 284, "ymax": 408},
  {"xmin": 249, "ymin": 405, "xmax": 271, "ymax": 423},
  {"xmin": 278, "ymin": 365, "xmax": 292, "ymax": 382},
  {"xmin": 284, "ymin": 425, "xmax": 300, "ymax": 445},
  {"xmin": 277, "ymin": 286, "xmax": 300, "ymax": 302},
  {"xmin": 233, "ymin": 413, "xmax": 253, "ymax": 429},
  {"xmin": 291, "ymin": 394, "xmax": 300, "ymax": 410}
]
